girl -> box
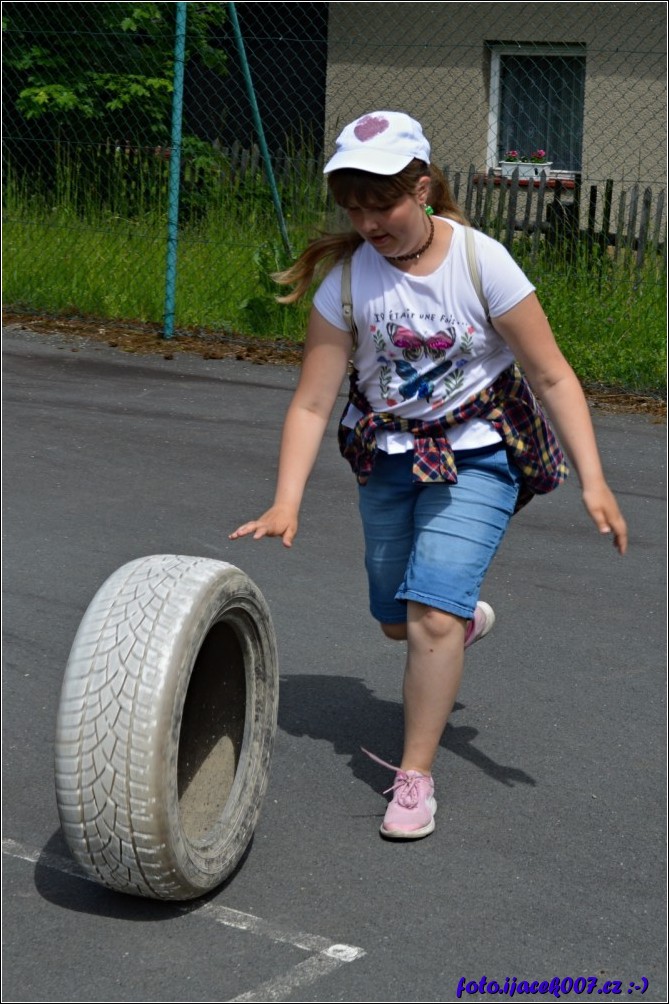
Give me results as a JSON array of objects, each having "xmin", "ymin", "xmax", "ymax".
[{"xmin": 230, "ymin": 111, "xmax": 627, "ymax": 840}]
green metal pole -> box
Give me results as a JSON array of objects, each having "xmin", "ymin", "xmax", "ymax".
[
  {"xmin": 163, "ymin": 1, "xmax": 188, "ymax": 340},
  {"xmin": 227, "ymin": 1, "xmax": 293, "ymax": 257}
]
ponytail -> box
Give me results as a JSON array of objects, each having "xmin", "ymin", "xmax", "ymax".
[{"xmin": 274, "ymin": 231, "xmax": 363, "ymax": 305}]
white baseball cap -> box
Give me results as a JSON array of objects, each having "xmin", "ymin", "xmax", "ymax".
[{"xmin": 323, "ymin": 111, "xmax": 431, "ymax": 175}]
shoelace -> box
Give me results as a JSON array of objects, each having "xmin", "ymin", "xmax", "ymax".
[{"xmin": 361, "ymin": 747, "xmax": 431, "ymax": 807}]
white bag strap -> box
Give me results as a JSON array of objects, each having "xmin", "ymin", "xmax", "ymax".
[
  {"xmin": 341, "ymin": 226, "xmax": 489, "ymax": 351},
  {"xmin": 341, "ymin": 256, "xmax": 358, "ymax": 352},
  {"xmin": 463, "ymin": 226, "xmax": 489, "ymax": 317}
]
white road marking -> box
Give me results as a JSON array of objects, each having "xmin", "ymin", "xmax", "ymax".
[
  {"xmin": 3, "ymin": 837, "xmax": 366, "ymax": 1002},
  {"xmin": 225, "ymin": 953, "xmax": 349, "ymax": 1003}
]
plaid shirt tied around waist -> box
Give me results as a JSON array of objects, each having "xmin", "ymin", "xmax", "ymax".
[{"xmin": 337, "ymin": 364, "xmax": 569, "ymax": 511}]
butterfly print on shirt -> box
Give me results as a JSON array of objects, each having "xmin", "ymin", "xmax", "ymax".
[
  {"xmin": 394, "ymin": 357, "xmax": 453, "ymax": 402},
  {"xmin": 387, "ymin": 322, "xmax": 456, "ymax": 361}
]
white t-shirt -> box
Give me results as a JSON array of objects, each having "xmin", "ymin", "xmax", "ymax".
[{"xmin": 313, "ymin": 218, "xmax": 535, "ymax": 451}]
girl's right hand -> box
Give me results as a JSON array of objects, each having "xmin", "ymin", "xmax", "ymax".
[
  {"xmin": 229, "ymin": 308, "xmax": 351, "ymax": 553},
  {"xmin": 229, "ymin": 505, "xmax": 299, "ymax": 548}
]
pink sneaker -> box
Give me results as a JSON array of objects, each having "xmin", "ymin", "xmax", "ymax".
[
  {"xmin": 464, "ymin": 601, "xmax": 495, "ymax": 649},
  {"xmin": 362, "ymin": 749, "xmax": 437, "ymax": 840}
]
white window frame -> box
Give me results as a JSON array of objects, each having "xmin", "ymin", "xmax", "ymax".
[{"xmin": 486, "ymin": 43, "xmax": 586, "ymax": 172}]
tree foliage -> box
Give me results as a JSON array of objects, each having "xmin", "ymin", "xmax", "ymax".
[{"xmin": 2, "ymin": 2, "xmax": 227, "ymax": 147}]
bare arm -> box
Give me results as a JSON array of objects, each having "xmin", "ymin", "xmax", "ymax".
[
  {"xmin": 492, "ymin": 293, "xmax": 628, "ymax": 555},
  {"xmin": 229, "ymin": 307, "xmax": 352, "ymax": 547}
]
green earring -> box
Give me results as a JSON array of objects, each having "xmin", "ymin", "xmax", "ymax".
[{"xmin": 424, "ymin": 204, "xmax": 434, "ymax": 216}]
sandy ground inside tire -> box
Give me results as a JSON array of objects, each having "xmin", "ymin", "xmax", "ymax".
[{"xmin": 3, "ymin": 311, "xmax": 665, "ymax": 418}]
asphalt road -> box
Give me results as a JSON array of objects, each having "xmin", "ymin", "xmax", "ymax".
[{"xmin": 2, "ymin": 328, "xmax": 666, "ymax": 1003}]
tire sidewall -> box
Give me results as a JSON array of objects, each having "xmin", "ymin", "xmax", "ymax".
[{"xmin": 157, "ymin": 566, "xmax": 278, "ymax": 892}]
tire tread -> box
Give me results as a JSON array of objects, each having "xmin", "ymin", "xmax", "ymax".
[{"xmin": 55, "ymin": 555, "xmax": 277, "ymax": 900}]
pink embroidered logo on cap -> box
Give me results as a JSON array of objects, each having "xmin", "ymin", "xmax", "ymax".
[{"xmin": 354, "ymin": 115, "xmax": 390, "ymax": 142}]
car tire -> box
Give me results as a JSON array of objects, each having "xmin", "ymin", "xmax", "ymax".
[{"xmin": 54, "ymin": 554, "xmax": 279, "ymax": 900}]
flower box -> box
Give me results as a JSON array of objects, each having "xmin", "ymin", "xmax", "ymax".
[{"xmin": 499, "ymin": 161, "xmax": 553, "ymax": 180}]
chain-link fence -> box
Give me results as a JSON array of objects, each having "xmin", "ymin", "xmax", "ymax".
[{"xmin": 2, "ymin": 1, "xmax": 666, "ymax": 392}]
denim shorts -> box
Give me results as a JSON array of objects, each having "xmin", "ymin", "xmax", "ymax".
[{"xmin": 357, "ymin": 443, "xmax": 522, "ymax": 624}]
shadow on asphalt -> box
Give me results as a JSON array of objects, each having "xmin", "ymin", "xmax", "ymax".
[
  {"xmin": 32, "ymin": 829, "xmax": 253, "ymax": 917},
  {"xmin": 278, "ymin": 674, "xmax": 536, "ymax": 790}
]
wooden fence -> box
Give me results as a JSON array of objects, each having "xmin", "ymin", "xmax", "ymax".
[
  {"xmin": 218, "ymin": 147, "xmax": 666, "ymax": 269},
  {"xmin": 448, "ymin": 166, "xmax": 667, "ymax": 269},
  {"xmin": 25, "ymin": 140, "xmax": 666, "ymax": 269}
]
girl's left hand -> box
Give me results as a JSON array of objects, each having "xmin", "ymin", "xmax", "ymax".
[
  {"xmin": 582, "ymin": 483, "xmax": 628, "ymax": 554},
  {"xmin": 492, "ymin": 295, "xmax": 628, "ymax": 557}
]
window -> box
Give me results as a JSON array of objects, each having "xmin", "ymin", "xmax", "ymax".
[{"xmin": 487, "ymin": 45, "xmax": 586, "ymax": 172}]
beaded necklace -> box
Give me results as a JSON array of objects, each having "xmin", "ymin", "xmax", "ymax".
[{"xmin": 384, "ymin": 215, "xmax": 435, "ymax": 262}]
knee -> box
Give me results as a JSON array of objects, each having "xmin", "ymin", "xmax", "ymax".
[
  {"xmin": 409, "ymin": 605, "xmax": 465, "ymax": 644},
  {"xmin": 380, "ymin": 622, "xmax": 407, "ymax": 642}
]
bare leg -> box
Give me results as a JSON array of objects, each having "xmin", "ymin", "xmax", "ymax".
[
  {"xmin": 380, "ymin": 622, "xmax": 408, "ymax": 641},
  {"xmin": 395, "ymin": 601, "xmax": 466, "ymax": 775},
  {"xmin": 372, "ymin": 603, "xmax": 466, "ymax": 838}
]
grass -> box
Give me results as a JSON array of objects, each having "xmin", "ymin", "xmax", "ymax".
[
  {"xmin": 2, "ymin": 152, "xmax": 666, "ymax": 395},
  {"xmin": 2, "ymin": 160, "xmax": 315, "ymax": 339},
  {"xmin": 521, "ymin": 247, "xmax": 666, "ymax": 395}
]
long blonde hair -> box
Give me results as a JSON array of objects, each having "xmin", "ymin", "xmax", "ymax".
[{"xmin": 274, "ymin": 160, "xmax": 468, "ymax": 303}]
